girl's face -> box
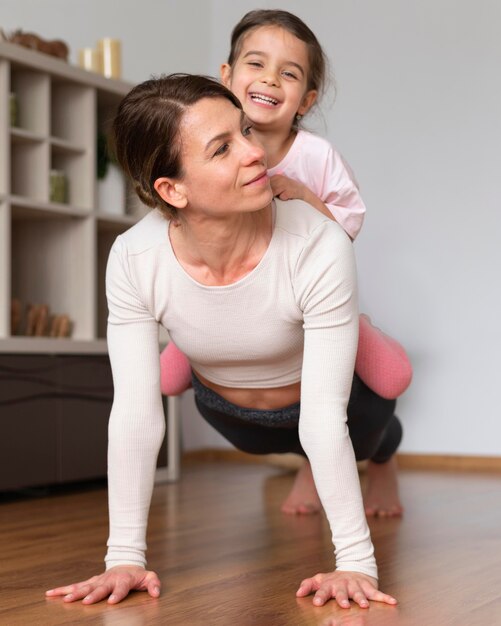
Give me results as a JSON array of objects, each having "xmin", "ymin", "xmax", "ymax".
[
  {"xmin": 221, "ymin": 26, "xmax": 317, "ymax": 134},
  {"xmin": 154, "ymin": 97, "xmax": 272, "ymax": 218}
]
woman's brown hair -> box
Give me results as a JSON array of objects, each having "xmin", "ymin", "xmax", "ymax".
[{"xmin": 112, "ymin": 73, "xmax": 242, "ymax": 219}]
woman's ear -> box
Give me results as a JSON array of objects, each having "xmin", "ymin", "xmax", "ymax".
[
  {"xmin": 220, "ymin": 63, "xmax": 232, "ymax": 87},
  {"xmin": 154, "ymin": 178, "xmax": 188, "ymax": 209},
  {"xmin": 298, "ymin": 89, "xmax": 318, "ymax": 117}
]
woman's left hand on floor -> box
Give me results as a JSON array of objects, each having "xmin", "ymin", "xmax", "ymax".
[{"xmin": 296, "ymin": 570, "xmax": 397, "ymax": 608}]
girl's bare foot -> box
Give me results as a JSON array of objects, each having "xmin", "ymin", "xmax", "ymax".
[
  {"xmin": 281, "ymin": 460, "xmax": 321, "ymax": 515},
  {"xmin": 364, "ymin": 456, "xmax": 403, "ymax": 517}
]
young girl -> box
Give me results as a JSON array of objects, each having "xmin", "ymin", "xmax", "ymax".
[{"xmin": 160, "ymin": 9, "xmax": 410, "ymax": 516}]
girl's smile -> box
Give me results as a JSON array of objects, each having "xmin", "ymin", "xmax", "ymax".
[{"xmin": 221, "ymin": 26, "xmax": 317, "ymax": 134}]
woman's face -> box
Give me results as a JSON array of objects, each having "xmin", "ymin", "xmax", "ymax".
[{"xmin": 174, "ymin": 97, "xmax": 273, "ymax": 217}]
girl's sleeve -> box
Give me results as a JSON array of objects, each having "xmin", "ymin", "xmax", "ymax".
[
  {"xmin": 320, "ymin": 146, "xmax": 366, "ymax": 241},
  {"xmin": 295, "ymin": 221, "xmax": 377, "ymax": 578},
  {"xmin": 104, "ymin": 238, "xmax": 166, "ymax": 569}
]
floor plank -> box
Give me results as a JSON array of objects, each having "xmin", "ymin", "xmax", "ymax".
[{"xmin": 1, "ymin": 461, "xmax": 501, "ymax": 625}]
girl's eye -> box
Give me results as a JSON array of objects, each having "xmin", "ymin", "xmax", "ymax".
[
  {"xmin": 242, "ymin": 125, "xmax": 253, "ymax": 137},
  {"xmin": 247, "ymin": 62, "xmax": 262, "ymax": 68},
  {"xmin": 214, "ymin": 143, "xmax": 229, "ymax": 157},
  {"xmin": 283, "ymin": 71, "xmax": 297, "ymax": 80}
]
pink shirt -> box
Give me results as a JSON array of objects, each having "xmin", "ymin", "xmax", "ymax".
[{"xmin": 267, "ymin": 130, "xmax": 366, "ymax": 240}]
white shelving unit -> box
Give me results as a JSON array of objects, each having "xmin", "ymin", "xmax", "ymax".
[
  {"xmin": 0, "ymin": 42, "xmax": 180, "ymax": 487},
  {"xmin": 0, "ymin": 40, "xmax": 146, "ymax": 352}
]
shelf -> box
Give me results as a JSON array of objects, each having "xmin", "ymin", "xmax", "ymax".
[
  {"xmin": 0, "ymin": 43, "xmax": 172, "ymax": 492},
  {"xmin": 1, "ymin": 42, "xmax": 137, "ymax": 352},
  {"xmin": 50, "ymin": 136, "xmax": 86, "ymax": 155},
  {"xmin": 0, "ymin": 336, "xmax": 108, "ymax": 354},
  {"xmin": 10, "ymin": 127, "xmax": 46, "ymax": 144},
  {"xmin": 10, "ymin": 195, "xmax": 90, "ymax": 219}
]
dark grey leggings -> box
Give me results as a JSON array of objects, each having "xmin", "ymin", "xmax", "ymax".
[{"xmin": 192, "ymin": 373, "xmax": 402, "ymax": 464}]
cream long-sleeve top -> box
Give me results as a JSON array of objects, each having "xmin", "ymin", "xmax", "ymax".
[
  {"xmin": 105, "ymin": 198, "xmax": 377, "ymax": 579},
  {"xmin": 267, "ymin": 130, "xmax": 366, "ymax": 240}
]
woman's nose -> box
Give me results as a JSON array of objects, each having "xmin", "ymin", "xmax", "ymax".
[{"xmin": 241, "ymin": 136, "xmax": 266, "ymax": 165}]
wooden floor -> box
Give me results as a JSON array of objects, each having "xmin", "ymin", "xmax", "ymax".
[{"xmin": 1, "ymin": 460, "xmax": 501, "ymax": 626}]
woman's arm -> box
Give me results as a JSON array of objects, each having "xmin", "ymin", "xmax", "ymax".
[
  {"xmin": 47, "ymin": 237, "xmax": 165, "ymax": 604},
  {"xmin": 294, "ymin": 221, "xmax": 395, "ymax": 607}
]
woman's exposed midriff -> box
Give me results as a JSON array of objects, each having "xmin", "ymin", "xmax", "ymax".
[{"xmin": 192, "ymin": 369, "xmax": 301, "ymax": 410}]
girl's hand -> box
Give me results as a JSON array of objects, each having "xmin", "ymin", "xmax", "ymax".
[
  {"xmin": 271, "ymin": 174, "xmax": 335, "ymax": 221},
  {"xmin": 296, "ymin": 571, "xmax": 397, "ymax": 609},
  {"xmin": 45, "ymin": 565, "xmax": 161, "ymax": 605},
  {"xmin": 270, "ymin": 174, "xmax": 307, "ymax": 201}
]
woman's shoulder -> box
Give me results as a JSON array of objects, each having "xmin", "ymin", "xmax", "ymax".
[
  {"xmin": 113, "ymin": 209, "xmax": 168, "ymax": 256},
  {"xmin": 274, "ymin": 198, "xmax": 348, "ymax": 245}
]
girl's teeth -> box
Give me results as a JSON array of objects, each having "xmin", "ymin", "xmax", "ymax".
[{"xmin": 250, "ymin": 94, "xmax": 278, "ymax": 105}]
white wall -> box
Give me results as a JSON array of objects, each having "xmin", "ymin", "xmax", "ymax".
[
  {"xmin": 196, "ymin": 0, "xmax": 501, "ymax": 457},
  {"xmin": 3, "ymin": 1, "xmax": 500, "ymax": 456},
  {"xmin": 0, "ymin": 0, "xmax": 211, "ymax": 82}
]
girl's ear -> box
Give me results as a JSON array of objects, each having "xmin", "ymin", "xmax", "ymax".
[
  {"xmin": 154, "ymin": 177, "xmax": 188, "ymax": 209},
  {"xmin": 298, "ymin": 89, "xmax": 318, "ymax": 117},
  {"xmin": 220, "ymin": 63, "xmax": 232, "ymax": 87}
]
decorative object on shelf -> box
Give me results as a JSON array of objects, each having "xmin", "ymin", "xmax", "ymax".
[
  {"xmin": 49, "ymin": 314, "xmax": 71, "ymax": 338},
  {"xmin": 97, "ymin": 131, "xmax": 125, "ymax": 214},
  {"xmin": 78, "ymin": 47, "xmax": 102, "ymax": 73},
  {"xmin": 1, "ymin": 29, "xmax": 69, "ymax": 60},
  {"xmin": 9, "ymin": 92, "xmax": 18, "ymax": 126},
  {"xmin": 49, "ymin": 169, "xmax": 68, "ymax": 204},
  {"xmin": 97, "ymin": 38, "xmax": 121, "ymax": 79},
  {"xmin": 11, "ymin": 298, "xmax": 22, "ymax": 335},
  {"xmin": 19, "ymin": 301, "xmax": 72, "ymax": 338}
]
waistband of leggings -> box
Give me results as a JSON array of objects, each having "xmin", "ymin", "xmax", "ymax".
[{"xmin": 191, "ymin": 371, "xmax": 300, "ymax": 424}]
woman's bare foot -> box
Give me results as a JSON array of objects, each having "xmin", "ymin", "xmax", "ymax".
[
  {"xmin": 364, "ymin": 456, "xmax": 403, "ymax": 517},
  {"xmin": 281, "ymin": 460, "xmax": 322, "ymax": 515}
]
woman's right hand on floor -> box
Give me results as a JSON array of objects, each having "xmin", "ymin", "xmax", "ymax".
[
  {"xmin": 45, "ymin": 565, "xmax": 161, "ymax": 604},
  {"xmin": 296, "ymin": 570, "xmax": 397, "ymax": 609}
]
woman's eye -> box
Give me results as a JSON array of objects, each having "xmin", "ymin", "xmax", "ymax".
[
  {"xmin": 242, "ymin": 125, "xmax": 253, "ymax": 136},
  {"xmin": 214, "ymin": 143, "xmax": 229, "ymax": 157}
]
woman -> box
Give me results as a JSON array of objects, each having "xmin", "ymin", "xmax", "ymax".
[{"xmin": 46, "ymin": 74, "xmax": 399, "ymax": 609}]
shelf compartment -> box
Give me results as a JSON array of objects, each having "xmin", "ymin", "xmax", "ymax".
[
  {"xmin": 11, "ymin": 212, "xmax": 95, "ymax": 341},
  {"xmin": 11, "ymin": 139, "xmax": 49, "ymax": 201},
  {"xmin": 10, "ymin": 66, "xmax": 50, "ymax": 135},
  {"xmin": 51, "ymin": 79, "xmax": 95, "ymax": 144},
  {"xmin": 97, "ymin": 220, "xmax": 135, "ymax": 339},
  {"xmin": 51, "ymin": 148, "xmax": 92, "ymax": 208}
]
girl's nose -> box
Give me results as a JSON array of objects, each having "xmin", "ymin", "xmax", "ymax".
[{"xmin": 260, "ymin": 68, "xmax": 279, "ymax": 87}]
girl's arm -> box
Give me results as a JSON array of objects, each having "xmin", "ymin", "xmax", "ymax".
[
  {"xmin": 269, "ymin": 137, "xmax": 366, "ymax": 240},
  {"xmin": 271, "ymin": 175, "xmax": 336, "ymax": 220}
]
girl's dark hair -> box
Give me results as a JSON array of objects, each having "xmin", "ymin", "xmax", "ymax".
[
  {"xmin": 112, "ymin": 73, "xmax": 242, "ymax": 219},
  {"xmin": 227, "ymin": 9, "xmax": 328, "ymax": 96}
]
